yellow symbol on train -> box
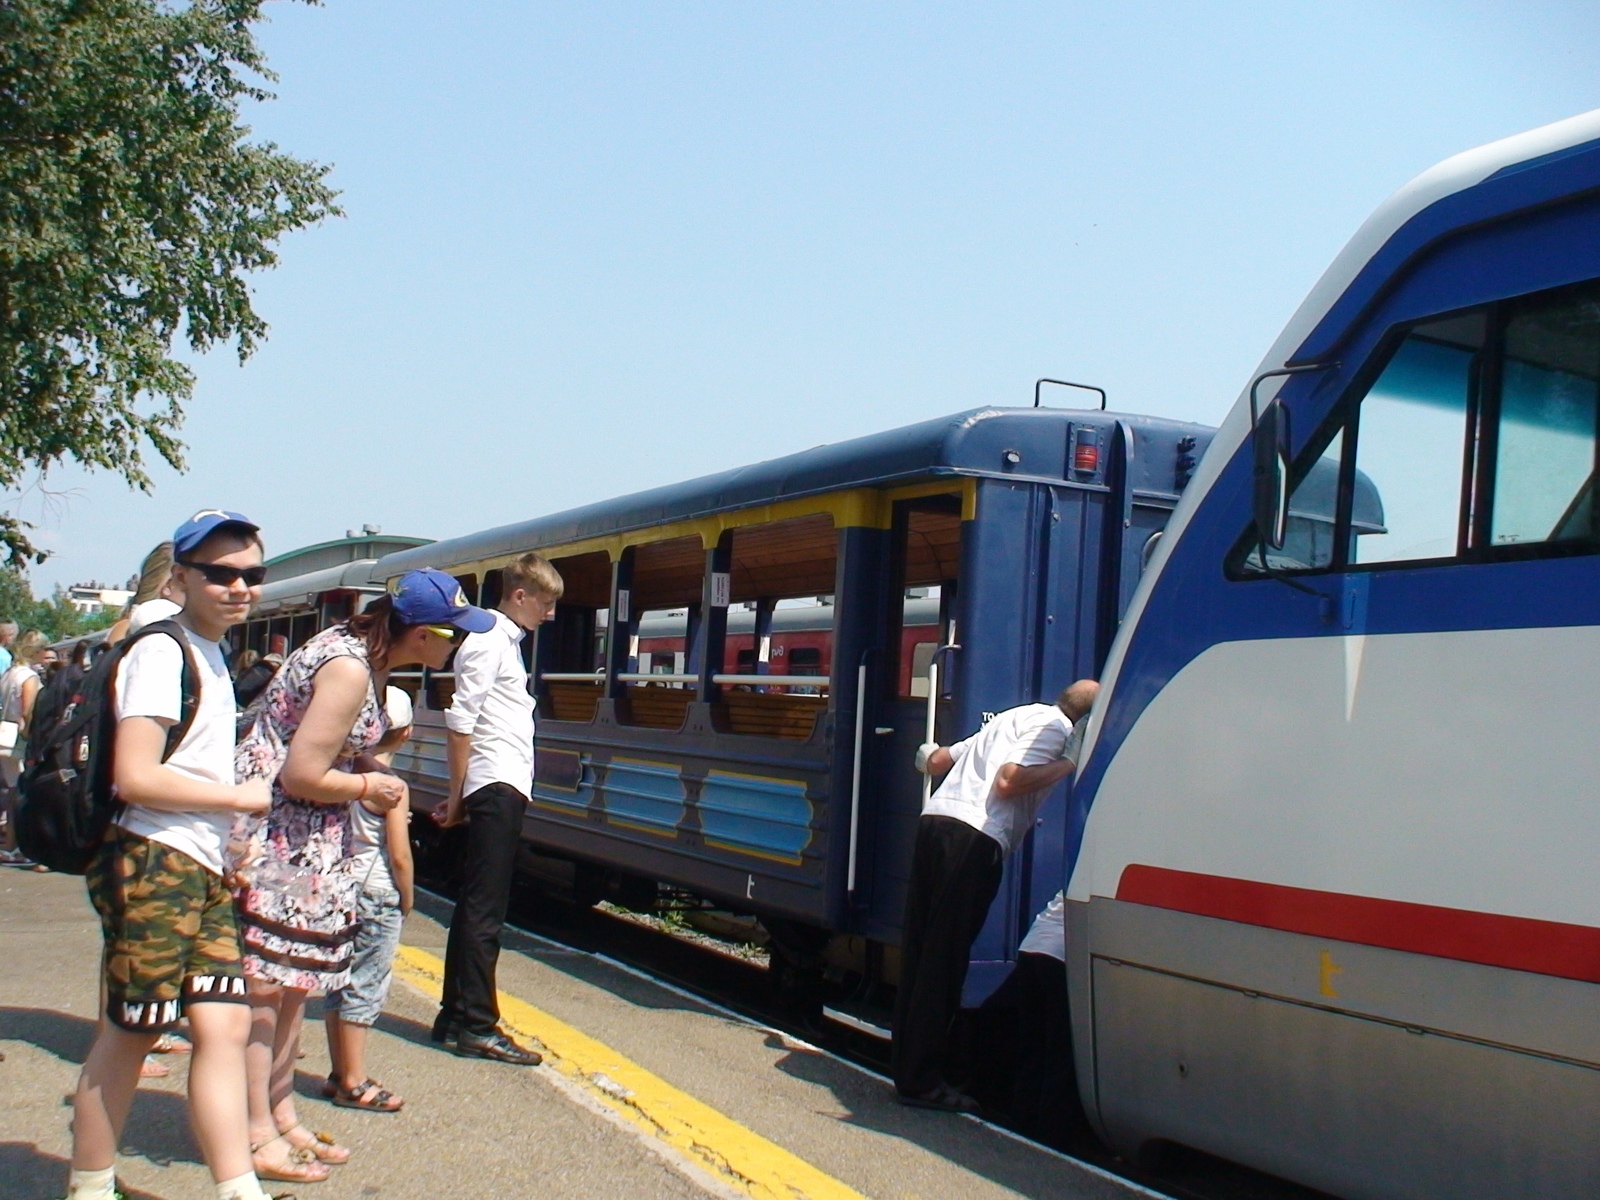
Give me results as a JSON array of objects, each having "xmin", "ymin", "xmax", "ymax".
[{"xmin": 1319, "ymin": 950, "xmax": 1343, "ymax": 998}]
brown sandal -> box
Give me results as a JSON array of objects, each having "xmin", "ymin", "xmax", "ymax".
[
  {"xmin": 250, "ymin": 1133, "xmax": 331, "ymax": 1184},
  {"xmin": 330, "ymin": 1078, "xmax": 404, "ymax": 1113}
]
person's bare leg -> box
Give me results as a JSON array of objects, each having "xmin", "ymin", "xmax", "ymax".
[
  {"xmin": 247, "ymin": 982, "xmax": 329, "ymax": 1180},
  {"xmin": 185, "ymin": 1001, "xmax": 253, "ymax": 1181},
  {"xmin": 326, "ymin": 1010, "xmax": 370, "ymax": 1090},
  {"xmin": 268, "ymin": 988, "xmax": 307, "ymax": 1132},
  {"xmin": 244, "ymin": 979, "xmax": 281, "ymax": 1148},
  {"xmin": 323, "ymin": 1008, "xmax": 346, "ymax": 1086},
  {"xmin": 72, "ymin": 1023, "xmax": 158, "ymax": 1170}
]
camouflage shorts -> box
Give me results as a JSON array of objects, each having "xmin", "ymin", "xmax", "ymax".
[{"xmin": 86, "ymin": 827, "xmax": 247, "ymax": 1032}]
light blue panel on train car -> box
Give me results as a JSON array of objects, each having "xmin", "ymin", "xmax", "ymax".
[
  {"xmin": 601, "ymin": 758, "xmax": 687, "ymax": 839},
  {"xmin": 697, "ymin": 771, "xmax": 813, "ymax": 866}
]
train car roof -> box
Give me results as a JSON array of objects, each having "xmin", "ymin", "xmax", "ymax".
[
  {"xmin": 377, "ymin": 405, "xmax": 1213, "ymax": 578},
  {"xmin": 252, "ymin": 558, "xmax": 383, "ymax": 615}
]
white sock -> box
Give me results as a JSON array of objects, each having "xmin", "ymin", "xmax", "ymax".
[
  {"xmin": 67, "ymin": 1167, "xmax": 116, "ymax": 1199},
  {"xmin": 215, "ymin": 1170, "xmax": 270, "ymax": 1200}
]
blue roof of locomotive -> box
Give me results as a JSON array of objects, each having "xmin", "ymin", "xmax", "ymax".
[{"xmin": 376, "ymin": 405, "xmax": 1213, "ymax": 577}]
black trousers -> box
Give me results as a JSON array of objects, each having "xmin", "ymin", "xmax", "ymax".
[
  {"xmin": 891, "ymin": 815, "xmax": 1005, "ymax": 1096},
  {"xmin": 439, "ymin": 782, "xmax": 525, "ymax": 1037},
  {"xmin": 1010, "ymin": 951, "xmax": 1086, "ymax": 1146}
]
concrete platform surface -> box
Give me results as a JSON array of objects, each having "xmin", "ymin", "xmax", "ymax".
[{"xmin": 1, "ymin": 866, "xmax": 1158, "ymax": 1200}]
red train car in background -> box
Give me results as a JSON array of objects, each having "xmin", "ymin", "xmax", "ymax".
[{"xmin": 633, "ymin": 594, "xmax": 942, "ymax": 696}]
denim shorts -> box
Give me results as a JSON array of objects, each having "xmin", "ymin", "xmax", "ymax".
[{"xmin": 323, "ymin": 887, "xmax": 404, "ymax": 1027}]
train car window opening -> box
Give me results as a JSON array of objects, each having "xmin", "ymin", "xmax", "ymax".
[
  {"xmin": 532, "ymin": 550, "xmax": 611, "ymax": 724},
  {"xmin": 618, "ymin": 535, "xmax": 704, "ymax": 729},
  {"xmin": 481, "ymin": 568, "xmax": 504, "ymax": 611},
  {"xmin": 887, "ymin": 501, "xmax": 961, "ymax": 700},
  {"xmin": 453, "ymin": 573, "xmax": 479, "ymax": 605}
]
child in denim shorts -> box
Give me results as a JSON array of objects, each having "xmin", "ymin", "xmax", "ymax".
[{"xmin": 321, "ymin": 687, "xmax": 415, "ymax": 1112}]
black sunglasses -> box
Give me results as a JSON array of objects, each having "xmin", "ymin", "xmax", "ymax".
[{"xmin": 177, "ymin": 560, "xmax": 268, "ymax": 587}]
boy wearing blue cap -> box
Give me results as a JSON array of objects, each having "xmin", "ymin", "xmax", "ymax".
[
  {"xmin": 69, "ymin": 510, "xmax": 277, "ymax": 1200},
  {"xmin": 430, "ymin": 552, "xmax": 562, "ymax": 1063}
]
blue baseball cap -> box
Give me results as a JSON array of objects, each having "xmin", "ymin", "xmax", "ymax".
[
  {"xmin": 173, "ymin": 509, "xmax": 259, "ymax": 556},
  {"xmin": 389, "ymin": 568, "xmax": 496, "ymax": 633}
]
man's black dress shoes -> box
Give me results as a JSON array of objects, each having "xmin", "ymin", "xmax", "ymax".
[
  {"xmin": 454, "ymin": 1029, "xmax": 542, "ymax": 1066},
  {"xmin": 430, "ymin": 1017, "xmax": 461, "ymax": 1047}
]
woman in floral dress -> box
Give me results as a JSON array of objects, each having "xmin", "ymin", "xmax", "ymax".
[{"xmin": 232, "ymin": 569, "xmax": 494, "ymax": 1183}]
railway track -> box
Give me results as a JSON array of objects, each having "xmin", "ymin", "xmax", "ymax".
[{"xmin": 415, "ymin": 873, "xmax": 1334, "ymax": 1200}]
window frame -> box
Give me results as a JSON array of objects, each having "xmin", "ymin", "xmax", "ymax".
[{"xmin": 1228, "ymin": 279, "xmax": 1600, "ymax": 580}]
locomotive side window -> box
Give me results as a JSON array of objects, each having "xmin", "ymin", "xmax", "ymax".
[
  {"xmin": 1489, "ymin": 286, "xmax": 1600, "ymax": 545},
  {"xmin": 1349, "ymin": 312, "xmax": 1482, "ymax": 564},
  {"xmin": 1233, "ymin": 277, "xmax": 1600, "ymax": 575}
]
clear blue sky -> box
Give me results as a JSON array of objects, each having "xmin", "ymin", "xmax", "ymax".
[{"xmin": 21, "ymin": 0, "xmax": 1600, "ymax": 593}]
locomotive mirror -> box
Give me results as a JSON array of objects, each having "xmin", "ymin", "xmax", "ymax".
[{"xmin": 1253, "ymin": 398, "xmax": 1290, "ymax": 551}]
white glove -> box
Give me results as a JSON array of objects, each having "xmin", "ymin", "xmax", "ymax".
[{"xmin": 914, "ymin": 742, "xmax": 940, "ymax": 774}]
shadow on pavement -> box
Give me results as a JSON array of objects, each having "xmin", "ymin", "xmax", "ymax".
[
  {"xmin": 0, "ymin": 1141, "xmax": 170, "ymax": 1200},
  {"xmin": 0, "ymin": 1004, "xmax": 95, "ymax": 1065},
  {"xmin": 1, "ymin": 1006, "xmax": 204, "ymax": 1171},
  {"xmin": 761, "ymin": 1032, "xmax": 1124, "ymax": 1200}
]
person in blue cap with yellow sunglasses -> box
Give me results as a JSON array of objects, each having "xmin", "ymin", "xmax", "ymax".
[{"xmin": 230, "ymin": 568, "xmax": 492, "ymax": 1183}]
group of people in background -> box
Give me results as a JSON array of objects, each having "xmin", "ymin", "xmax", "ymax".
[{"xmin": 37, "ymin": 509, "xmax": 565, "ymax": 1200}]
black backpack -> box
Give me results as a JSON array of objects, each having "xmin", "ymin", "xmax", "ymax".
[{"xmin": 16, "ymin": 620, "xmax": 199, "ymax": 874}]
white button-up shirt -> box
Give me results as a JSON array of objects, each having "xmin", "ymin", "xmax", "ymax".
[{"xmin": 444, "ymin": 609, "xmax": 535, "ymax": 798}]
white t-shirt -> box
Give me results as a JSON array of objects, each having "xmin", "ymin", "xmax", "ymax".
[
  {"xmin": 1018, "ymin": 890, "xmax": 1067, "ymax": 962},
  {"xmin": 113, "ymin": 624, "xmax": 238, "ymax": 875},
  {"xmin": 347, "ymin": 799, "xmax": 395, "ymax": 894},
  {"xmin": 922, "ymin": 702, "xmax": 1075, "ymax": 857}
]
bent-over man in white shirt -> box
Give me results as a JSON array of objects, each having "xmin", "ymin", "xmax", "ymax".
[
  {"xmin": 892, "ymin": 678, "xmax": 1098, "ymax": 1112},
  {"xmin": 430, "ymin": 553, "xmax": 562, "ymax": 1064}
]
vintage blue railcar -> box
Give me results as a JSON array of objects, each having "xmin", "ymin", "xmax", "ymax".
[{"xmin": 377, "ymin": 404, "xmax": 1212, "ymax": 999}]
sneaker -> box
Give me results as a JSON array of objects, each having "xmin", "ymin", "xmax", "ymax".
[{"xmin": 0, "ymin": 848, "xmax": 36, "ymax": 867}]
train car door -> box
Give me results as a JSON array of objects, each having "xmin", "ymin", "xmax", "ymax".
[{"xmin": 859, "ymin": 496, "xmax": 963, "ymax": 945}]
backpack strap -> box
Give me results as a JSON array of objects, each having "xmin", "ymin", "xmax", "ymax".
[{"xmin": 124, "ymin": 620, "xmax": 202, "ymax": 762}]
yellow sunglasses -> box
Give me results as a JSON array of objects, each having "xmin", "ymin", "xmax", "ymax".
[{"xmin": 424, "ymin": 625, "xmax": 463, "ymax": 643}]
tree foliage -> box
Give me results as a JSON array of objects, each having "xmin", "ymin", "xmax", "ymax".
[
  {"xmin": 0, "ymin": 566, "xmax": 118, "ymax": 642},
  {"xmin": 0, "ymin": 0, "xmax": 339, "ymax": 563}
]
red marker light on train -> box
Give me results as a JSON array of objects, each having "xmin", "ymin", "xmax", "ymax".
[{"xmin": 1073, "ymin": 442, "xmax": 1100, "ymax": 474}]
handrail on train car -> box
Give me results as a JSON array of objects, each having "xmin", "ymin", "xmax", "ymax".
[
  {"xmin": 543, "ymin": 672, "xmax": 606, "ymax": 681},
  {"xmin": 711, "ymin": 674, "xmax": 831, "ymax": 688},
  {"xmin": 921, "ymin": 644, "xmax": 961, "ymax": 804},
  {"xmin": 1035, "ymin": 378, "xmax": 1108, "ymax": 409},
  {"xmin": 847, "ymin": 654, "xmax": 872, "ymax": 897},
  {"xmin": 616, "ymin": 672, "xmax": 699, "ymax": 684}
]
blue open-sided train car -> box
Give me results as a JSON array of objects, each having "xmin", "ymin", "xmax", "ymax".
[{"xmin": 377, "ymin": 403, "xmax": 1214, "ymax": 1002}]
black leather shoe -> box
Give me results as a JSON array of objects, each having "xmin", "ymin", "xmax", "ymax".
[
  {"xmin": 430, "ymin": 1016, "xmax": 461, "ymax": 1047},
  {"xmin": 454, "ymin": 1029, "xmax": 541, "ymax": 1066}
]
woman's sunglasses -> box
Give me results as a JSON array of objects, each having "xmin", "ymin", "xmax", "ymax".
[
  {"xmin": 424, "ymin": 625, "xmax": 463, "ymax": 643},
  {"xmin": 177, "ymin": 560, "xmax": 268, "ymax": 587}
]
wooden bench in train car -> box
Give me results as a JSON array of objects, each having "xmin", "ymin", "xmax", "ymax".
[
  {"xmin": 620, "ymin": 684, "xmax": 696, "ymax": 730},
  {"xmin": 717, "ymin": 690, "xmax": 825, "ymax": 740},
  {"xmin": 545, "ymin": 680, "xmax": 602, "ymax": 723}
]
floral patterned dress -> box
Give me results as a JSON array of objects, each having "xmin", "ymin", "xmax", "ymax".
[{"xmin": 232, "ymin": 626, "xmax": 389, "ymax": 991}]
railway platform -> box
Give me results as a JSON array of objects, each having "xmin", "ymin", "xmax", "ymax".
[{"xmin": 1, "ymin": 866, "xmax": 1158, "ymax": 1200}]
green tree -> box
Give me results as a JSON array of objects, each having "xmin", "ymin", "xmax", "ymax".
[
  {"xmin": 0, "ymin": 0, "xmax": 339, "ymax": 564},
  {"xmin": 0, "ymin": 567, "xmax": 119, "ymax": 641}
]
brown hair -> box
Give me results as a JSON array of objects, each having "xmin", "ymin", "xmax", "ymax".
[
  {"xmin": 502, "ymin": 552, "xmax": 563, "ymax": 600},
  {"xmin": 1055, "ymin": 679, "xmax": 1100, "ymax": 721},
  {"xmin": 344, "ymin": 595, "xmax": 409, "ymax": 672}
]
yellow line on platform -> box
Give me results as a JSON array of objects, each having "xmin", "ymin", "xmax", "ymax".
[{"xmin": 392, "ymin": 943, "xmax": 869, "ymax": 1200}]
